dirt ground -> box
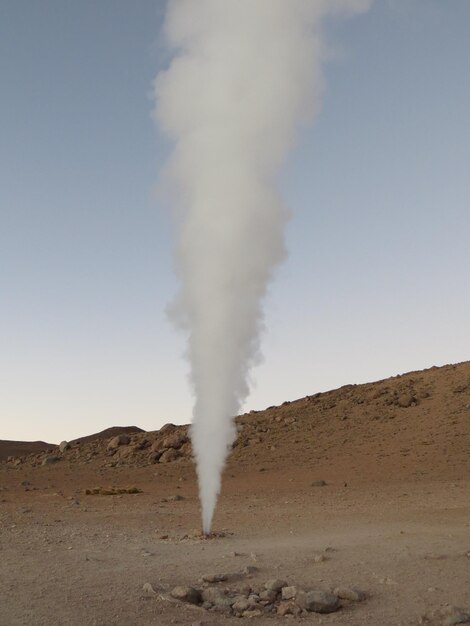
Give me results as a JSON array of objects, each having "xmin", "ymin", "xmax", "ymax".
[
  {"xmin": 1, "ymin": 463, "xmax": 469, "ymax": 625},
  {"xmin": 1, "ymin": 362, "xmax": 469, "ymax": 625}
]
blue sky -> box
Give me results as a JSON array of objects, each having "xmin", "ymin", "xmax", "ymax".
[{"xmin": 1, "ymin": 0, "xmax": 469, "ymax": 442}]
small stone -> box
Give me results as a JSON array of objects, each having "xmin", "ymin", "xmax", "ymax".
[
  {"xmin": 241, "ymin": 609, "xmax": 263, "ymax": 618},
  {"xmin": 170, "ymin": 586, "xmax": 201, "ymax": 605},
  {"xmin": 311, "ymin": 480, "xmax": 327, "ymax": 487},
  {"xmin": 265, "ymin": 579, "xmax": 288, "ymax": 592},
  {"xmin": 282, "ymin": 586, "xmax": 297, "ymax": 600},
  {"xmin": 201, "ymin": 587, "xmax": 232, "ymax": 608},
  {"xmin": 20, "ymin": 480, "xmax": 30, "ymax": 487},
  {"xmin": 296, "ymin": 590, "xmax": 340, "ymax": 614},
  {"xmin": 277, "ymin": 601, "xmax": 295, "ymax": 616},
  {"xmin": 334, "ymin": 587, "xmax": 366, "ymax": 602},
  {"xmin": 142, "ymin": 582, "xmax": 157, "ymax": 596},
  {"xmin": 313, "ymin": 553, "xmax": 326, "ymax": 563},
  {"xmin": 243, "ymin": 565, "xmax": 258, "ymax": 576},
  {"xmin": 237, "ymin": 583, "xmax": 252, "ymax": 596},
  {"xmin": 260, "ymin": 589, "xmax": 278, "ymax": 602},
  {"xmin": 201, "ymin": 573, "xmax": 227, "ymax": 583},
  {"xmin": 232, "ymin": 598, "xmax": 251, "ymax": 613},
  {"xmin": 167, "ymin": 494, "xmax": 184, "ymax": 502},
  {"xmin": 59, "ymin": 441, "xmax": 70, "ymax": 453}
]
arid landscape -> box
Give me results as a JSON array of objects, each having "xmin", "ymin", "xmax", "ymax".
[{"xmin": 1, "ymin": 361, "xmax": 470, "ymax": 626}]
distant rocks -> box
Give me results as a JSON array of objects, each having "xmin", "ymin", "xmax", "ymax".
[
  {"xmin": 397, "ymin": 393, "xmax": 416, "ymax": 408},
  {"xmin": 41, "ymin": 455, "xmax": 60, "ymax": 466},
  {"xmin": 84, "ymin": 486, "xmax": 141, "ymax": 496},
  {"xmin": 159, "ymin": 448, "xmax": 180, "ymax": 463},
  {"xmin": 311, "ymin": 480, "xmax": 327, "ymax": 487},
  {"xmin": 107, "ymin": 434, "xmax": 130, "ymax": 450}
]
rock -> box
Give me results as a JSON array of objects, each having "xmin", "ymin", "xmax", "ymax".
[
  {"xmin": 159, "ymin": 448, "xmax": 180, "ymax": 463},
  {"xmin": 260, "ymin": 589, "xmax": 278, "ymax": 602},
  {"xmin": 264, "ymin": 579, "xmax": 288, "ymax": 593},
  {"xmin": 151, "ymin": 440, "xmax": 163, "ymax": 453},
  {"xmin": 107, "ymin": 434, "xmax": 130, "ymax": 450},
  {"xmin": 334, "ymin": 587, "xmax": 366, "ymax": 602},
  {"xmin": 397, "ymin": 393, "xmax": 415, "ymax": 408},
  {"xmin": 201, "ymin": 587, "xmax": 232, "ymax": 608},
  {"xmin": 241, "ymin": 609, "xmax": 263, "ymax": 618},
  {"xmin": 242, "ymin": 565, "xmax": 258, "ymax": 576},
  {"xmin": 167, "ymin": 494, "xmax": 184, "ymax": 502},
  {"xmin": 59, "ymin": 441, "xmax": 70, "ymax": 453},
  {"xmin": 142, "ymin": 582, "xmax": 157, "ymax": 596},
  {"xmin": 237, "ymin": 583, "xmax": 252, "ymax": 596},
  {"xmin": 313, "ymin": 553, "xmax": 326, "ymax": 563},
  {"xmin": 296, "ymin": 590, "xmax": 340, "ymax": 613},
  {"xmin": 232, "ymin": 598, "xmax": 251, "ymax": 614},
  {"xmin": 311, "ymin": 480, "xmax": 327, "ymax": 487},
  {"xmin": 201, "ymin": 573, "xmax": 227, "ymax": 583},
  {"xmin": 42, "ymin": 455, "xmax": 60, "ymax": 466},
  {"xmin": 170, "ymin": 586, "xmax": 201, "ymax": 605},
  {"xmin": 162, "ymin": 432, "xmax": 187, "ymax": 450},
  {"xmin": 277, "ymin": 601, "xmax": 296, "ymax": 616},
  {"xmin": 281, "ymin": 586, "xmax": 297, "ymax": 600},
  {"xmin": 20, "ymin": 480, "xmax": 30, "ymax": 487},
  {"xmin": 440, "ymin": 607, "xmax": 470, "ymax": 625}
]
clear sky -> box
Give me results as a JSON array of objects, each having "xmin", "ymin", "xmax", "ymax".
[{"xmin": 1, "ymin": 1, "xmax": 469, "ymax": 443}]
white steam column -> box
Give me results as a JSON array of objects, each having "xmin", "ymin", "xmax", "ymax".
[{"xmin": 154, "ymin": 0, "xmax": 371, "ymax": 535}]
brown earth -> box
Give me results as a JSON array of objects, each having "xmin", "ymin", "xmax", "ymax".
[{"xmin": 1, "ymin": 361, "xmax": 469, "ymax": 625}]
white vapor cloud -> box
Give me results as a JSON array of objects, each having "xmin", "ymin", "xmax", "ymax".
[{"xmin": 154, "ymin": 0, "xmax": 371, "ymax": 533}]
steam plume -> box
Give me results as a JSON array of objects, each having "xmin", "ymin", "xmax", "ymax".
[{"xmin": 154, "ymin": 0, "xmax": 371, "ymax": 534}]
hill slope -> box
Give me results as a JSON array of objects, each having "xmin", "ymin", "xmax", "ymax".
[{"xmin": 3, "ymin": 360, "xmax": 469, "ymax": 482}]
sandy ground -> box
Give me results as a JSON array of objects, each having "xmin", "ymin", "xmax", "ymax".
[{"xmin": 1, "ymin": 459, "xmax": 469, "ymax": 626}]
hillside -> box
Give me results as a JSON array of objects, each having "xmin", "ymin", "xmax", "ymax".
[{"xmin": 3, "ymin": 360, "xmax": 469, "ymax": 483}]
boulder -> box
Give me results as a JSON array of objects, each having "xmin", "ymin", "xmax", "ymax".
[
  {"xmin": 170, "ymin": 586, "xmax": 201, "ymax": 605},
  {"xmin": 296, "ymin": 590, "xmax": 340, "ymax": 613},
  {"xmin": 264, "ymin": 579, "xmax": 288, "ymax": 593},
  {"xmin": 159, "ymin": 448, "xmax": 180, "ymax": 463},
  {"xmin": 107, "ymin": 434, "xmax": 130, "ymax": 450}
]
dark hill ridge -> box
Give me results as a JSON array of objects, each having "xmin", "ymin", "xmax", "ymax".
[
  {"xmin": 0, "ymin": 440, "xmax": 54, "ymax": 463},
  {"xmin": 70, "ymin": 425, "xmax": 144, "ymax": 446},
  {"xmin": 2, "ymin": 361, "xmax": 470, "ymax": 483}
]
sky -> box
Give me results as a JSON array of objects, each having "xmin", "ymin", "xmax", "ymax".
[{"xmin": 1, "ymin": 0, "xmax": 469, "ymax": 443}]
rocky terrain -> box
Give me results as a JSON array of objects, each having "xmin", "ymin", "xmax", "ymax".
[{"xmin": 1, "ymin": 360, "xmax": 469, "ymax": 625}]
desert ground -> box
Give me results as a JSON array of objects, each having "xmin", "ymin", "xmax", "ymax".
[{"xmin": 1, "ymin": 361, "xmax": 469, "ymax": 626}]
